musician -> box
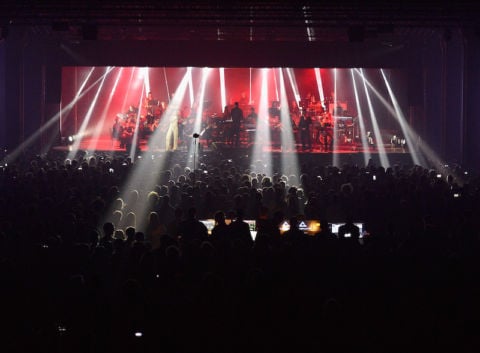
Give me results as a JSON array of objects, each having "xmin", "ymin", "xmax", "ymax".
[
  {"xmin": 112, "ymin": 116, "xmax": 122, "ymax": 143},
  {"xmin": 230, "ymin": 102, "xmax": 243, "ymax": 147},
  {"xmin": 166, "ymin": 110, "xmax": 179, "ymax": 151},
  {"xmin": 144, "ymin": 91, "xmax": 159, "ymax": 124},
  {"xmin": 320, "ymin": 111, "xmax": 334, "ymax": 151},
  {"xmin": 290, "ymin": 100, "xmax": 301, "ymax": 126},
  {"xmin": 246, "ymin": 107, "xmax": 258, "ymax": 124},
  {"xmin": 120, "ymin": 117, "xmax": 137, "ymax": 152},
  {"xmin": 268, "ymin": 101, "xmax": 282, "ymax": 149},
  {"xmin": 268, "ymin": 101, "xmax": 280, "ymax": 119},
  {"xmin": 298, "ymin": 114, "xmax": 312, "ymax": 151},
  {"xmin": 239, "ymin": 91, "xmax": 249, "ymax": 108},
  {"xmin": 305, "ymin": 92, "xmax": 316, "ymax": 106},
  {"xmin": 222, "ymin": 104, "xmax": 231, "ymax": 121}
]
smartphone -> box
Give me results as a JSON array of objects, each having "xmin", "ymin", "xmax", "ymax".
[
  {"xmin": 454, "ymin": 193, "xmax": 460, "ymax": 198},
  {"xmin": 372, "ymin": 175, "xmax": 376, "ymax": 181},
  {"xmin": 436, "ymin": 174, "xmax": 442, "ymax": 178},
  {"xmin": 344, "ymin": 233, "xmax": 352, "ymax": 238}
]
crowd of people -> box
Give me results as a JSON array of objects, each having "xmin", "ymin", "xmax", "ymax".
[{"xmin": 1, "ymin": 148, "xmax": 480, "ymax": 352}]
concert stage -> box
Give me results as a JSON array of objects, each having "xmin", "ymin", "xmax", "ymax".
[{"xmin": 55, "ymin": 134, "xmax": 415, "ymax": 167}]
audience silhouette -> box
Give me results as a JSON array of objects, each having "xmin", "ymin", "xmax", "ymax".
[{"xmin": 1, "ymin": 149, "xmax": 478, "ymax": 352}]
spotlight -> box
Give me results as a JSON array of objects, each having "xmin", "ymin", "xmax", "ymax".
[{"xmin": 63, "ymin": 135, "xmax": 75, "ymax": 145}]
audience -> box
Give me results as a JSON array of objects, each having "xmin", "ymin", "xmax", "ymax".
[{"xmin": 1, "ymin": 149, "xmax": 479, "ymax": 352}]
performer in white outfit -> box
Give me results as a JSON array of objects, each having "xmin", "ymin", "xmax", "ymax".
[{"xmin": 166, "ymin": 110, "xmax": 179, "ymax": 151}]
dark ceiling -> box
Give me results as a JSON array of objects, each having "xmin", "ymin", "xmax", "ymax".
[{"xmin": 1, "ymin": 1, "xmax": 479, "ymax": 43}]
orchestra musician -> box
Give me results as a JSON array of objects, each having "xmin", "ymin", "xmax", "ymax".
[
  {"xmin": 113, "ymin": 105, "xmax": 138, "ymax": 148},
  {"xmin": 230, "ymin": 102, "xmax": 243, "ymax": 148},
  {"xmin": 290, "ymin": 100, "xmax": 301, "ymax": 127},
  {"xmin": 222, "ymin": 105, "xmax": 231, "ymax": 121},
  {"xmin": 120, "ymin": 116, "xmax": 137, "ymax": 152},
  {"xmin": 269, "ymin": 101, "xmax": 282, "ymax": 150},
  {"xmin": 144, "ymin": 91, "xmax": 160, "ymax": 125},
  {"xmin": 246, "ymin": 106, "xmax": 258, "ymax": 124},
  {"xmin": 244, "ymin": 107, "xmax": 258, "ymax": 144},
  {"xmin": 290, "ymin": 101, "xmax": 301, "ymax": 147},
  {"xmin": 319, "ymin": 111, "xmax": 334, "ymax": 151},
  {"xmin": 298, "ymin": 114, "xmax": 312, "ymax": 151},
  {"xmin": 239, "ymin": 91, "xmax": 249, "ymax": 108}
]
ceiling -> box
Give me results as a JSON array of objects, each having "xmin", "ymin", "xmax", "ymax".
[{"xmin": 1, "ymin": 1, "xmax": 478, "ymax": 43}]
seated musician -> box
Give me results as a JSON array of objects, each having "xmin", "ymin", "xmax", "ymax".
[
  {"xmin": 222, "ymin": 105, "xmax": 231, "ymax": 121},
  {"xmin": 246, "ymin": 107, "xmax": 257, "ymax": 124},
  {"xmin": 120, "ymin": 117, "xmax": 136, "ymax": 151}
]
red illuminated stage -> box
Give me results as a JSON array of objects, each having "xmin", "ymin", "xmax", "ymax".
[
  {"xmin": 56, "ymin": 66, "xmax": 414, "ymax": 164},
  {"xmin": 60, "ymin": 121, "xmax": 405, "ymax": 154}
]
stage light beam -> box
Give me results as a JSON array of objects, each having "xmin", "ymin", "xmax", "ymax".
[
  {"xmin": 252, "ymin": 68, "xmax": 273, "ymax": 177},
  {"xmin": 188, "ymin": 67, "xmax": 194, "ymax": 107},
  {"xmin": 220, "ymin": 68, "xmax": 226, "ymax": 111},
  {"xmin": 333, "ymin": 68, "xmax": 339, "ymax": 166},
  {"xmin": 350, "ymin": 69, "xmax": 371, "ymax": 165},
  {"xmin": 67, "ymin": 67, "xmax": 112, "ymax": 160},
  {"xmin": 380, "ymin": 69, "xmax": 422, "ymax": 166},
  {"xmin": 87, "ymin": 67, "xmax": 124, "ymax": 151},
  {"xmin": 314, "ymin": 68, "xmax": 325, "ymax": 106},
  {"xmin": 286, "ymin": 68, "xmax": 301, "ymax": 104},
  {"xmin": 359, "ymin": 69, "xmax": 390, "ymax": 168},
  {"xmin": 279, "ymin": 68, "xmax": 300, "ymax": 185},
  {"xmin": 105, "ymin": 68, "xmax": 191, "ymax": 234}
]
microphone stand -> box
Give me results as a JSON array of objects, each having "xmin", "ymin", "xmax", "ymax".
[{"xmin": 192, "ymin": 133, "xmax": 200, "ymax": 186}]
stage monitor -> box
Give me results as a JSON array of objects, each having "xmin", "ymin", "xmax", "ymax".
[
  {"xmin": 200, "ymin": 219, "xmax": 215, "ymax": 235},
  {"xmin": 279, "ymin": 219, "xmax": 321, "ymax": 236},
  {"xmin": 329, "ymin": 222, "xmax": 366, "ymax": 238},
  {"xmin": 200, "ymin": 219, "xmax": 257, "ymax": 240}
]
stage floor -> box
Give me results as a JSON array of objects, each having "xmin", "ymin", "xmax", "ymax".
[
  {"xmin": 53, "ymin": 135, "xmax": 415, "ymax": 167},
  {"xmin": 55, "ymin": 135, "xmax": 409, "ymax": 155}
]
